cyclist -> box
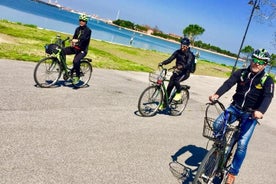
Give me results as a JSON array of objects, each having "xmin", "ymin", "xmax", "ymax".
[
  {"xmin": 158, "ymin": 37, "xmax": 194, "ymax": 109},
  {"xmin": 61, "ymin": 14, "xmax": 92, "ymax": 84},
  {"xmin": 209, "ymin": 49, "xmax": 274, "ymax": 184}
]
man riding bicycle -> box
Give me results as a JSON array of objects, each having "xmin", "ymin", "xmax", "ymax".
[
  {"xmin": 158, "ymin": 37, "xmax": 194, "ymax": 109},
  {"xmin": 209, "ymin": 49, "xmax": 274, "ymax": 184},
  {"xmin": 61, "ymin": 14, "xmax": 92, "ymax": 85}
]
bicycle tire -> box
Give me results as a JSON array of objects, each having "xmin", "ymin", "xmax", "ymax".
[
  {"xmin": 220, "ymin": 139, "xmax": 238, "ymax": 183},
  {"xmin": 138, "ymin": 85, "xmax": 163, "ymax": 117},
  {"xmin": 170, "ymin": 88, "xmax": 189, "ymax": 116},
  {"xmin": 193, "ymin": 147, "xmax": 221, "ymax": 184},
  {"xmin": 72, "ymin": 60, "xmax": 93, "ymax": 88},
  {"xmin": 33, "ymin": 57, "xmax": 61, "ymax": 88}
]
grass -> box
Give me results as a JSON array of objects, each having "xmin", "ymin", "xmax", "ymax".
[{"xmin": 0, "ymin": 19, "xmax": 234, "ymax": 78}]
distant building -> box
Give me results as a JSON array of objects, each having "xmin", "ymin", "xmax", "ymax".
[
  {"xmin": 168, "ymin": 33, "xmax": 181, "ymax": 39},
  {"xmin": 146, "ymin": 29, "xmax": 154, "ymax": 35}
]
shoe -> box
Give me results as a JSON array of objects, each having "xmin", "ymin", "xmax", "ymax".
[
  {"xmin": 158, "ymin": 103, "xmax": 165, "ymax": 110},
  {"xmin": 72, "ymin": 76, "xmax": 80, "ymax": 85},
  {"xmin": 226, "ymin": 173, "xmax": 235, "ymax": 184},
  {"xmin": 173, "ymin": 92, "xmax": 182, "ymax": 101}
]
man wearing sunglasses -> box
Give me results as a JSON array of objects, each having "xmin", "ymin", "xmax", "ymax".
[
  {"xmin": 158, "ymin": 37, "xmax": 194, "ymax": 110},
  {"xmin": 62, "ymin": 14, "xmax": 92, "ymax": 85},
  {"xmin": 209, "ymin": 48, "xmax": 274, "ymax": 184}
]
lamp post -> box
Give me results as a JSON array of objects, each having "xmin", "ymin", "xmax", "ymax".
[{"xmin": 231, "ymin": 0, "xmax": 260, "ymax": 74}]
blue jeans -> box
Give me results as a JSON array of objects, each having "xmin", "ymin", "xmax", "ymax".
[{"xmin": 213, "ymin": 105, "xmax": 258, "ymax": 175}]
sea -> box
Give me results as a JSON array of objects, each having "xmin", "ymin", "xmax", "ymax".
[{"xmin": 0, "ymin": 0, "xmax": 272, "ymax": 72}]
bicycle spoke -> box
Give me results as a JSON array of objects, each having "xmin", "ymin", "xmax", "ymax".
[
  {"xmin": 138, "ymin": 86, "xmax": 162, "ymax": 117},
  {"xmin": 72, "ymin": 60, "xmax": 92, "ymax": 88},
  {"xmin": 170, "ymin": 88, "xmax": 189, "ymax": 116},
  {"xmin": 34, "ymin": 57, "xmax": 61, "ymax": 87},
  {"xmin": 193, "ymin": 148, "xmax": 220, "ymax": 184}
]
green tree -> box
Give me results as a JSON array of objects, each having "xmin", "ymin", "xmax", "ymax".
[
  {"xmin": 241, "ymin": 45, "xmax": 254, "ymax": 67},
  {"xmin": 113, "ymin": 19, "xmax": 135, "ymax": 29},
  {"xmin": 268, "ymin": 53, "xmax": 276, "ymax": 73},
  {"xmin": 183, "ymin": 24, "xmax": 205, "ymax": 45}
]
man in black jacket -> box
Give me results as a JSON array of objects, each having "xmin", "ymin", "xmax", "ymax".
[
  {"xmin": 159, "ymin": 37, "xmax": 194, "ymax": 109},
  {"xmin": 62, "ymin": 14, "xmax": 92, "ymax": 85},
  {"xmin": 209, "ymin": 49, "xmax": 274, "ymax": 184}
]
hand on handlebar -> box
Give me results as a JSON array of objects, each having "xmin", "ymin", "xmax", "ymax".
[
  {"xmin": 252, "ymin": 110, "xmax": 263, "ymax": 119},
  {"xmin": 158, "ymin": 63, "xmax": 163, "ymax": 67},
  {"xmin": 209, "ymin": 94, "xmax": 219, "ymax": 102}
]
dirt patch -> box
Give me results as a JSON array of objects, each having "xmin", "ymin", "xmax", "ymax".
[
  {"xmin": 0, "ymin": 33, "xmax": 16, "ymax": 44},
  {"xmin": 213, "ymin": 67, "xmax": 231, "ymax": 73}
]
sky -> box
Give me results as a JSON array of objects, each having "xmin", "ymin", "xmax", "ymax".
[{"xmin": 54, "ymin": 0, "xmax": 276, "ymax": 54}]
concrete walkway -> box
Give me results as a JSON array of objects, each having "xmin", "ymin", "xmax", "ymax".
[{"xmin": 0, "ymin": 59, "xmax": 275, "ymax": 184}]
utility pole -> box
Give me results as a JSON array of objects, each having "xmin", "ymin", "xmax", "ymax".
[{"xmin": 232, "ymin": 0, "xmax": 260, "ymax": 74}]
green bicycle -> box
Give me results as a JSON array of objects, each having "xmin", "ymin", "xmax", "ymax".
[
  {"xmin": 193, "ymin": 100, "xmax": 258, "ymax": 184},
  {"xmin": 138, "ymin": 66, "xmax": 190, "ymax": 117},
  {"xmin": 33, "ymin": 35, "xmax": 93, "ymax": 88}
]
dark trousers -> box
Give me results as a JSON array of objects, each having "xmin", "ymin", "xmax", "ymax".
[
  {"xmin": 62, "ymin": 47, "xmax": 87, "ymax": 77},
  {"xmin": 167, "ymin": 70, "xmax": 190, "ymax": 98}
]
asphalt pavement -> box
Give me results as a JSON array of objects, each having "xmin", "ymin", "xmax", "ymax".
[{"xmin": 0, "ymin": 59, "xmax": 275, "ymax": 184}]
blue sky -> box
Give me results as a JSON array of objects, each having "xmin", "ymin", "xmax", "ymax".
[{"xmin": 55, "ymin": 0, "xmax": 275, "ymax": 54}]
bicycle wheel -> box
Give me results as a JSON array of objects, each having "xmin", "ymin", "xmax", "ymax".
[
  {"xmin": 33, "ymin": 57, "xmax": 61, "ymax": 88},
  {"xmin": 72, "ymin": 60, "xmax": 93, "ymax": 88},
  {"xmin": 138, "ymin": 85, "xmax": 163, "ymax": 117},
  {"xmin": 193, "ymin": 147, "xmax": 221, "ymax": 184},
  {"xmin": 220, "ymin": 142, "xmax": 237, "ymax": 184},
  {"xmin": 170, "ymin": 88, "xmax": 189, "ymax": 116}
]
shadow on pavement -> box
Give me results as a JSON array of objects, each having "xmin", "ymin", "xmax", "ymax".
[{"xmin": 169, "ymin": 144, "xmax": 208, "ymax": 184}]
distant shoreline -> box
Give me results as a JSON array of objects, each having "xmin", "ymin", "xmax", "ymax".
[{"xmin": 32, "ymin": 0, "xmax": 243, "ymax": 62}]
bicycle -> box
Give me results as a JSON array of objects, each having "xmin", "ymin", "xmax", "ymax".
[
  {"xmin": 33, "ymin": 35, "xmax": 93, "ymax": 88},
  {"xmin": 137, "ymin": 66, "xmax": 190, "ymax": 117},
  {"xmin": 193, "ymin": 100, "xmax": 257, "ymax": 184}
]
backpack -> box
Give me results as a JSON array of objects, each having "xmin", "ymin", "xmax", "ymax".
[
  {"xmin": 189, "ymin": 51, "xmax": 196, "ymax": 73},
  {"xmin": 241, "ymin": 70, "xmax": 269, "ymax": 86}
]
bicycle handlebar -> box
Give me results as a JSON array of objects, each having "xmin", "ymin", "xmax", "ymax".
[
  {"xmin": 208, "ymin": 99, "xmax": 261, "ymax": 124},
  {"xmin": 207, "ymin": 99, "xmax": 226, "ymax": 111},
  {"xmin": 62, "ymin": 37, "xmax": 70, "ymax": 45}
]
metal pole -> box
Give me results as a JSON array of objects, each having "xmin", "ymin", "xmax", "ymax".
[{"xmin": 231, "ymin": 0, "xmax": 258, "ymax": 74}]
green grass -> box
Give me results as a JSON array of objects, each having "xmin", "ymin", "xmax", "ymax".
[{"xmin": 0, "ymin": 19, "xmax": 236, "ymax": 78}]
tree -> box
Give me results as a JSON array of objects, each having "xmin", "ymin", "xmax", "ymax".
[
  {"xmin": 241, "ymin": 45, "xmax": 254, "ymax": 67},
  {"xmin": 183, "ymin": 24, "xmax": 205, "ymax": 45},
  {"xmin": 255, "ymin": 0, "xmax": 276, "ymax": 23},
  {"xmin": 268, "ymin": 53, "xmax": 276, "ymax": 73}
]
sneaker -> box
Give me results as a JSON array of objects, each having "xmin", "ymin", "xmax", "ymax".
[
  {"xmin": 226, "ymin": 173, "xmax": 235, "ymax": 184},
  {"xmin": 158, "ymin": 103, "xmax": 165, "ymax": 110},
  {"xmin": 72, "ymin": 76, "xmax": 80, "ymax": 85},
  {"xmin": 173, "ymin": 92, "xmax": 182, "ymax": 101}
]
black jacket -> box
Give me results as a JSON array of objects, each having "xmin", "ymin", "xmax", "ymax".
[
  {"xmin": 216, "ymin": 67, "xmax": 274, "ymax": 113},
  {"xmin": 73, "ymin": 25, "xmax": 91, "ymax": 52},
  {"xmin": 161, "ymin": 48, "xmax": 194, "ymax": 72}
]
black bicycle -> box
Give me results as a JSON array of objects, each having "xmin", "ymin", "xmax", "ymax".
[
  {"xmin": 138, "ymin": 66, "xmax": 190, "ymax": 117},
  {"xmin": 33, "ymin": 35, "xmax": 93, "ymax": 88},
  {"xmin": 193, "ymin": 100, "xmax": 257, "ymax": 184}
]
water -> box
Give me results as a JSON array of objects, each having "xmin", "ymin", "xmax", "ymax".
[{"xmin": 0, "ymin": 0, "xmax": 274, "ymax": 72}]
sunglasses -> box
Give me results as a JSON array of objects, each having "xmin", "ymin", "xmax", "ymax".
[{"xmin": 252, "ymin": 58, "xmax": 266, "ymax": 65}]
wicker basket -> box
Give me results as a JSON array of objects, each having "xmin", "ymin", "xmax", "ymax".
[
  {"xmin": 149, "ymin": 72, "xmax": 162, "ymax": 83},
  {"xmin": 203, "ymin": 116, "xmax": 236, "ymax": 145},
  {"xmin": 203, "ymin": 116, "xmax": 216, "ymax": 140}
]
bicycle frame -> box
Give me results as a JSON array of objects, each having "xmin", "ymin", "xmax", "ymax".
[
  {"xmin": 155, "ymin": 66, "xmax": 178, "ymax": 105},
  {"xmin": 193, "ymin": 100, "xmax": 241, "ymax": 183}
]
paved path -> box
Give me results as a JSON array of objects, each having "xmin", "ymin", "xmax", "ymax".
[{"xmin": 0, "ymin": 59, "xmax": 275, "ymax": 184}]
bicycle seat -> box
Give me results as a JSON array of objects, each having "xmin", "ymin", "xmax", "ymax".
[
  {"xmin": 181, "ymin": 85, "xmax": 190, "ymax": 90},
  {"xmin": 85, "ymin": 58, "xmax": 92, "ymax": 62}
]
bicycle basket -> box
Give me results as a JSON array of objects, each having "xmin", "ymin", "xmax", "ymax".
[
  {"xmin": 203, "ymin": 116, "xmax": 216, "ymax": 140},
  {"xmin": 149, "ymin": 72, "xmax": 164, "ymax": 84},
  {"xmin": 45, "ymin": 44, "xmax": 61, "ymax": 55},
  {"xmin": 203, "ymin": 102, "xmax": 224, "ymax": 140},
  {"xmin": 169, "ymin": 161, "xmax": 189, "ymax": 181}
]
